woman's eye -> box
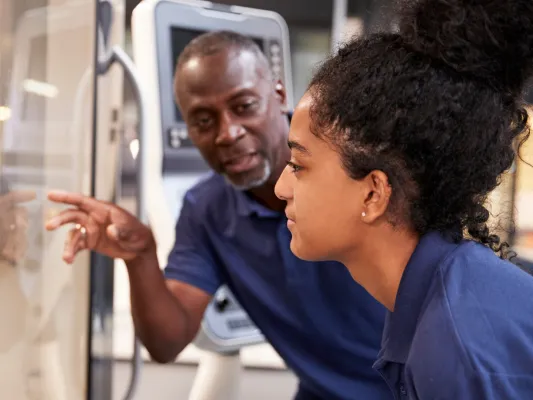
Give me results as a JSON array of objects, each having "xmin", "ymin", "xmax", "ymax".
[{"xmin": 286, "ymin": 160, "xmax": 302, "ymax": 173}]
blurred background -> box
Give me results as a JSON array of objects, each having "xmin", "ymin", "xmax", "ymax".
[{"xmin": 0, "ymin": 1, "xmax": 531, "ymax": 399}]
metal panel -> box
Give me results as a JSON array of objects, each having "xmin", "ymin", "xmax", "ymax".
[
  {"xmin": 89, "ymin": 1, "xmax": 125, "ymax": 399},
  {"xmin": 126, "ymin": 0, "xmax": 333, "ymax": 27}
]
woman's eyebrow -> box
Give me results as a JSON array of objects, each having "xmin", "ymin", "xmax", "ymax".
[{"xmin": 288, "ymin": 139, "xmax": 311, "ymax": 156}]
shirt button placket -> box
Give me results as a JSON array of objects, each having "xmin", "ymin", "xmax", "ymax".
[{"xmin": 399, "ymin": 384, "xmax": 408, "ymax": 399}]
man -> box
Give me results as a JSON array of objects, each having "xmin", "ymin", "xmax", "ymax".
[{"xmin": 45, "ymin": 31, "xmax": 389, "ymax": 399}]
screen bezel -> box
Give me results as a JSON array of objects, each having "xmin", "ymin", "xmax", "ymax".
[{"xmin": 154, "ymin": 0, "xmax": 290, "ymax": 172}]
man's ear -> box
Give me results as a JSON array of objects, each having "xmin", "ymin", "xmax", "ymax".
[{"xmin": 274, "ymin": 80, "xmax": 289, "ymax": 113}]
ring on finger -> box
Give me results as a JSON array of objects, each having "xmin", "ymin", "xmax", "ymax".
[{"xmin": 75, "ymin": 223, "xmax": 87, "ymax": 239}]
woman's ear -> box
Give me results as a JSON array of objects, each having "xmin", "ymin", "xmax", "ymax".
[{"xmin": 361, "ymin": 170, "xmax": 392, "ymax": 223}]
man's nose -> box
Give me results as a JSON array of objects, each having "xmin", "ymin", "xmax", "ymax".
[{"xmin": 215, "ymin": 120, "xmax": 246, "ymax": 146}]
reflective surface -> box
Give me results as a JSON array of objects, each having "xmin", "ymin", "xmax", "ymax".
[{"xmin": 0, "ymin": 0, "xmax": 97, "ymax": 398}]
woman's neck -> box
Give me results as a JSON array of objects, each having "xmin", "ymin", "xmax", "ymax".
[{"xmin": 342, "ymin": 228, "xmax": 419, "ymax": 311}]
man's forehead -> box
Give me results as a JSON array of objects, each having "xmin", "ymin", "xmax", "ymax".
[{"xmin": 177, "ymin": 49, "xmax": 267, "ymax": 93}]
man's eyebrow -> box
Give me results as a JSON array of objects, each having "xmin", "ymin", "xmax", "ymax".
[
  {"xmin": 227, "ymin": 87, "xmax": 258, "ymax": 102},
  {"xmin": 288, "ymin": 140, "xmax": 311, "ymax": 156}
]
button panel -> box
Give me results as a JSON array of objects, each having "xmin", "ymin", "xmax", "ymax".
[
  {"xmin": 168, "ymin": 126, "xmax": 188, "ymax": 149},
  {"xmin": 268, "ymin": 40, "xmax": 283, "ymax": 82}
]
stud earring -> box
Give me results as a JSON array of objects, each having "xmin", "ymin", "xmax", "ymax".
[{"xmin": 362, "ymin": 212, "xmax": 366, "ymax": 217}]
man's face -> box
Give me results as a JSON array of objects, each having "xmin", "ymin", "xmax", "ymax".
[{"xmin": 175, "ymin": 48, "xmax": 287, "ymax": 190}]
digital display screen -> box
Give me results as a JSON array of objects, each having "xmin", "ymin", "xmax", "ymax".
[{"xmin": 170, "ymin": 27, "xmax": 264, "ymax": 121}]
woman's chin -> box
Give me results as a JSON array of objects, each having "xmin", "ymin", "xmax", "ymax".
[{"xmin": 290, "ymin": 238, "xmax": 324, "ymax": 262}]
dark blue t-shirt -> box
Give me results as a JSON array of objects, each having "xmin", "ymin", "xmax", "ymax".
[
  {"xmin": 375, "ymin": 232, "xmax": 533, "ymax": 399},
  {"xmin": 165, "ymin": 172, "xmax": 390, "ymax": 400}
]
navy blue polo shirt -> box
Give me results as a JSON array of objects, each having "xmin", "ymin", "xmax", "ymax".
[
  {"xmin": 375, "ymin": 231, "xmax": 533, "ymax": 399},
  {"xmin": 165, "ymin": 172, "xmax": 390, "ymax": 400}
]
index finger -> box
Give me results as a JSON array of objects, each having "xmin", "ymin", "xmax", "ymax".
[
  {"xmin": 0, "ymin": 190, "xmax": 36, "ymax": 207},
  {"xmin": 47, "ymin": 190, "xmax": 106, "ymax": 212}
]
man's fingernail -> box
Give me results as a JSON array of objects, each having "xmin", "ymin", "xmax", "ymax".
[
  {"xmin": 46, "ymin": 218, "xmax": 58, "ymax": 229},
  {"xmin": 109, "ymin": 225, "xmax": 119, "ymax": 238}
]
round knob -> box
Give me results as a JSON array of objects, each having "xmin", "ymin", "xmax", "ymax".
[{"xmin": 214, "ymin": 297, "xmax": 230, "ymax": 312}]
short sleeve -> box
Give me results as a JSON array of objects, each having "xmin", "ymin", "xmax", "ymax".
[{"xmin": 164, "ymin": 192, "xmax": 222, "ymax": 295}]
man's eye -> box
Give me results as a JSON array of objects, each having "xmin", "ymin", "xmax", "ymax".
[
  {"xmin": 195, "ymin": 116, "xmax": 213, "ymax": 129},
  {"xmin": 235, "ymin": 102, "xmax": 257, "ymax": 114}
]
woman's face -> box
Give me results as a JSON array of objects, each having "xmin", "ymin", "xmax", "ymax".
[{"xmin": 274, "ymin": 92, "xmax": 370, "ymax": 262}]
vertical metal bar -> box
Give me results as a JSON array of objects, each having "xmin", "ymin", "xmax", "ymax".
[
  {"xmin": 331, "ymin": 0, "xmax": 348, "ymax": 51},
  {"xmin": 89, "ymin": 2, "xmax": 119, "ymax": 399},
  {"xmin": 86, "ymin": 0, "xmax": 100, "ymax": 398},
  {"xmin": 99, "ymin": 44, "xmax": 148, "ymax": 400}
]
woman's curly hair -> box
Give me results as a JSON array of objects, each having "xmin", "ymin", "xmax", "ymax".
[{"xmin": 308, "ymin": 0, "xmax": 533, "ymax": 258}]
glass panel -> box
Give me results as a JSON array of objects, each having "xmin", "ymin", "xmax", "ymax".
[{"xmin": 0, "ymin": 0, "xmax": 97, "ymax": 399}]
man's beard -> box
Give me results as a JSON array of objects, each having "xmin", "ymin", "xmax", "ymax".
[{"xmin": 223, "ymin": 159, "xmax": 272, "ymax": 191}]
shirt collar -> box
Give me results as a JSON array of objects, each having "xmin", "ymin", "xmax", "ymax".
[
  {"xmin": 223, "ymin": 183, "xmax": 281, "ymax": 237},
  {"xmin": 380, "ymin": 231, "xmax": 460, "ymax": 364},
  {"xmin": 234, "ymin": 188, "xmax": 280, "ymax": 218}
]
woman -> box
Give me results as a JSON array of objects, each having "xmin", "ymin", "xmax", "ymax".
[{"xmin": 275, "ymin": 0, "xmax": 533, "ymax": 398}]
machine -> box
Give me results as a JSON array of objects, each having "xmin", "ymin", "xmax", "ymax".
[{"xmin": 130, "ymin": 1, "xmax": 293, "ymax": 398}]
